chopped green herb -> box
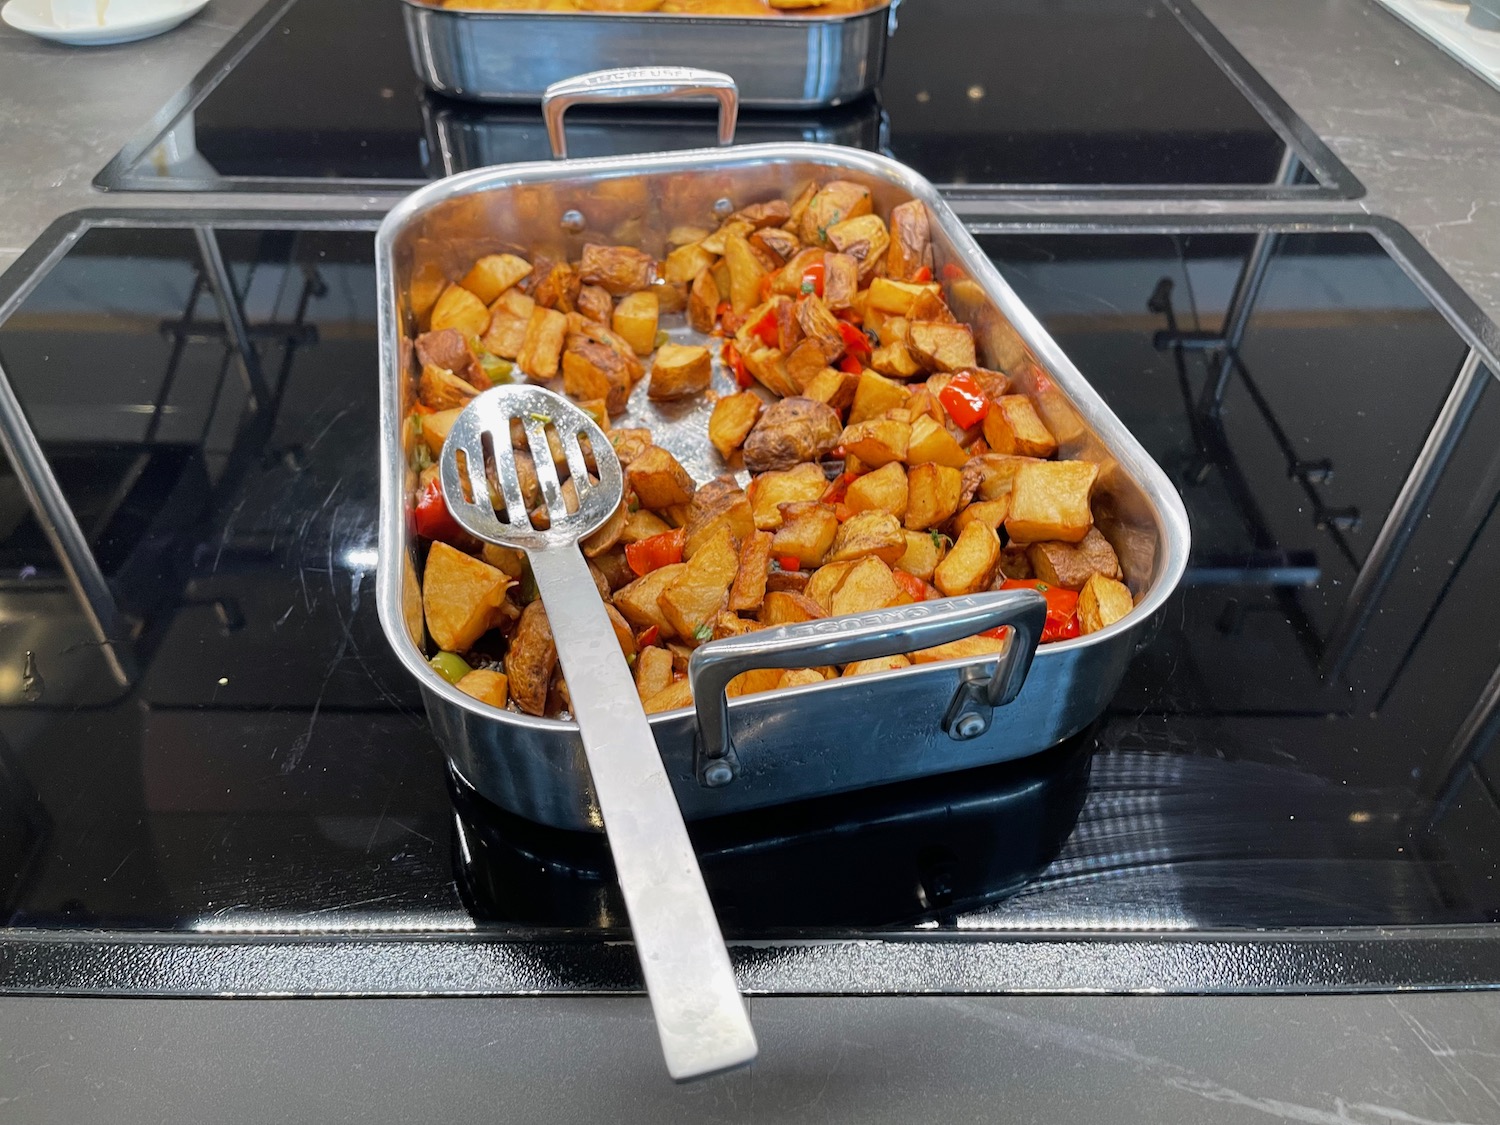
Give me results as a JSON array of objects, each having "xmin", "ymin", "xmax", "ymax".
[
  {"xmin": 527, "ymin": 411, "xmax": 552, "ymax": 424},
  {"xmin": 479, "ymin": 353, "xmax": 514, "ymax": 386},
  {"xmin": 693, "ymin": 622, "xmax": 714, "ymax": 642},
  {"xmin": 626, "ymin": 652, "xmax": 637, "ymax": 668},
  {"xmin": 929, "ymin": 529, "xmax": 945, "ymax": 549},
  {"xmin": 801, "ymin": 280, "xmax": 815, "ymax": 294},
  {"xmin": 519, "ymin": 563, "xmax": 539, "ymax": 604}
]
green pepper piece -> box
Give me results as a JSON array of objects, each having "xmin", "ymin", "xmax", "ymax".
[{"xmin": 429, "ymin": 651, "xmax": 472, "ymax": 685}]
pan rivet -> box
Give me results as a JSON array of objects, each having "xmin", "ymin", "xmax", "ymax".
[
  {"xmin": 954, "ymin": 713, "xmax": 987, "ymax": 739},
  {"xmin": 560, "ymin": 209, "xmax": 586, "ymax": 233},
  {"xmin": 712, "ymin": 198, "xmax": 734, "ymax": 218},
  {"xmin": 702, "ymin": 761, "xmax": 734, "ymax": 787}
]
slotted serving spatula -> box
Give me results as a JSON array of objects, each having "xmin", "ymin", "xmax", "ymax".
[{"xmin": 437, "ymin": 383, "xmax": 757, "ymax": 1082}]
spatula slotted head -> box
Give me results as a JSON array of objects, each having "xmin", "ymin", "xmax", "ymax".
[{"xmin": 438, "ymin": 384, "xmax": 623, "ymax": 552}]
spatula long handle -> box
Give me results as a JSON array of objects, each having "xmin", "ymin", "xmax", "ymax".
[{"xmin": 527, "ymin": 546, "xmax": 757, "ymax": 1082}]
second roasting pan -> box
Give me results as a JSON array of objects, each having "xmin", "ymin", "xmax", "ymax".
[{"xmin": 376, "ymin": 69, "xmax": 1191, "ymax": 831}]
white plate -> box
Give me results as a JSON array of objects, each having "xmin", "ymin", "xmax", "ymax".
[{"xmin": 1, "ymin": 0, "xmax": 209, "ymax": 45}]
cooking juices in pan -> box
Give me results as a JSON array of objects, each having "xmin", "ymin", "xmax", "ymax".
[{"xmin": 403, "ymin": 178, "xmax": 1139, "ymax": 721}]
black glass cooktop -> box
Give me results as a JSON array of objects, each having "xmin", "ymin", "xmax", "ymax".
[
  {"xmin": 0, "ymin": 210, "xmax": 1496, "ymax": 958},
  {"xmin": 95, "ymin": 0, "xmax": 1356, "ymax": 197}
]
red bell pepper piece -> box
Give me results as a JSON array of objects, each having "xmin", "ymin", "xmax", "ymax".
[
  {"xmin": 938, "ymin": 371, "xmax": 993, "ymax": 430},
  {"xmin": 821, "ymin": 471, "xmax": 855, "ymax": 505},
  {"xmin": 414, "ymin": 477, "xmax": 464, "ymax": 545},
  {"xmin": 776, "ymin": 555, "xmax": 802, "ymax": 573},
  {"xmin": 636, "ymin": 624, "xmax": 660, "ymax": 648},
  {"xmin": 722, "ymin": 341, "xmax": 753, "ymax": 388},
  {"xmin": 837, "ymin": 320, "xmax": 873, "ymax": 359},
  {"xmin": 910, "ymin": 265, "xmax": 934, "ymax": 283},
  {"xmin": 892, "ymin": 569, "xmax": 931, "ymax": 602},
  {"xmin": 994, "ymin": 579, "xmax": 1081, "ymax": 642},
  {"xmin": 838, "ymin": 354, "xmax": 864, "ymax": 375},
  {"xmin": 624, "ymin": 528, "xmax": 686, "ymax": 577},
  {"xmin": 800, "ymin": 259, "xmax": 826, "ymax": 297},
  {"xmin": 747, "ymin": 306, "xmax": 779, "ymax": 349}
]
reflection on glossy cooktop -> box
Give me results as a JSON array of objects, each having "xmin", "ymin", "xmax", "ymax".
[
  {"xmin": 0, "ymin": 215, "xmax": 1495, "ymax": 938},
  {"xmin": 97, "ymin": 0, "xmax": 1342, "ymax": 193}
]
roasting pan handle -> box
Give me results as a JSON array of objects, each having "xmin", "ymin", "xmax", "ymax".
[
  {"xmin": 542, "ymin": 67, "xmax": 740, "ymax": 159},
  {"xmin": 687, "ymin": 589, "xmax": 1047, "ymax": 786}
]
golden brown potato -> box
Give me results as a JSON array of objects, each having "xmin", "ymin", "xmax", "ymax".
[
  {"xmin": 683, "ymin": 478, "xmax": 754, "ymax": 559},
  {"xmin": 482, "ymin": 312, "xmax": 528, "ymax": 360},
  {"xmin": 460, "ymin": 254, "xmax": 533, "ymax": 305},
  {"xmin": 962, "ymin": 452, "xmax": 1041, "ymax": 504},
  {"xmin": 456, "ymin": 668, "xmax": 509, "ymax": 708},
  {"xmin": 634, "ymin": 644, "xmax": 674, "ymax": 702},
  {"xmin": 491, "ymin": 287, "xmax": 536, "ymax": 320},
  {"xmin": 749, "ymin": 462, "xmax": 828, "ymax": 529},
  {"xmin": 848, "ymin": 369, "xmax": 910, "ymax": 425},
  {"xmin": 688, "ymin": 268, "xmax": 719, "ymax": 334},
  {"xmin": 771, "ymin": 501, "xmax": 839, "ymax": 568},
  {"xmin": 771, "ymin": 248, "xmax": 824, "ymax": 298},
  {"xmin": 566, "ymin": 314, "xmax": 644, "ymax": 381},
  {"xmin": 823, "ymin": 251, "xmax": 860, "ymax": 310},
  {"xmin": 612, "ymin": 290, "xmax": 659, "ymax": 356},
  {"xmin": 707, "ymin": 392, "xmax": 764, "ymax": 460},
  {"xmin": 529, "ymin": 260, "xmax": 580, "ymax": 312},
  {"xmin": 934, "ymin": 521, "xmax": 1000, "ymax": 597},
  {"xmin": 743, "ymin": 396, "xmax": 843, "ymax": 473},
  {"xmin": 581, "ymin": 497, "xmax": 628, "ymax": 558},
  {"xmin": 561, "ymin": 341, "xmax": 632, "ymax": 415},
  {"xmin": 420, "ymin": 407, "xmax": 463, "ymax": 457},
  {"xmin": 750, "ymin": 226, "xmax": 800, "ymax": 263},
  {"xmin": 576, "ymin": 284, "xmax": 613, "ymax": 328},
  {"xmin": 505, "ymin": 600, "xmax": 557, "ymax": 717},
  {"xmin": 904, "ymin": 462, "xmax": 962, "ymax": 530},
  {"xmin": 867, "ymin": 277, "xmax": 942, "ymax": 316},
  {"xmin": 700, "ymin": 218, "xmax": 753, "ymax": 256},
  {"xmin": 416, "ymin": 329, "xmax": 482, "ymax": 389},
  {"xmin": 621, "ymin": 509, "xmax": 673, "ymax": 545},
  {"xmin": 845, "ymin": 461, "xmax": 908, "ymax": 521},
  {"xmin": 1027, "ymin": 528, "xmax": 1122, "ymax": 591},
  {"xmin": 785, "ymin": 338, "xmax": 832, "ymax": 391},
  {"xmin": 1078, "ymin": 572, "xmax": 1134, "ymax": 634},
  {"xmin": 606, "ymin": 427, "xmax": 654, "ymax": 468},
  {"xmin": 663, "ymin": 241, "xmax": 716, "ymax": 285},
  {"xmin": 430, "ymin": 284, "xmax": 490, "ymax": 339},
  {"xmin": 996, "ymin": 546, "xmax": 1033, "ymax": 581},
  {"xmin": 732, "ymin": 198, "xmax": 793, "ymax": 229},
  {"xmin": 910, "ymin": 634, "xmax": 1008, "ymax": 664},
  {"xmin": 799, "ymin": 181, "xmax": 873, "ymax": 245},
  {"xmin": 627, "ymin": 445, "xmax": 697, "ymax": 510},
  {"xmin": 907, "ymin": 288, "xmax": 956, "ymax": 324},
  {"xmin": 805, "ymin": 558, "xmax": 857, "ymax": 612},
  {"xmin": 614, "ymin": 562, "xmax": 687, "ymax": 638},
  {"xmin": 759, "ymin": 590, "xmax": 827, "ymax": 625},
  {"xmin": 644, "ymin": 678, "xmax": 694, "ymax": 715},
  {"xmin": 908, "ymin": 322, "xmax": 976, "ymax": 373},
  {"xmin": 906, "ymin": 414, "xmax": 969, "ymax": 469},
  {"xmin": 728, "ymin": 529, "xmax": 774, "ymax": 612},
  {"xmin": 802, "ymin": 366, "xmax": 859, "ymax": 412},
  {"xmin": 648, "ymin": 344, "xmax": 712, "ymax": 400},
  {"xmin": 950, "ymin": 497, "xmax": 1010, "ymax": 537},
  {"xmin": 739, "ymin": 345, "xmax": 797, "ymax": 400},
  {"xmin": 1005, "ymin": 460, "xmax": 1098, "ymax": 544},
  {"xmin": 660, "ymin": 526, "xmax": 739, "ymax": 644},
  {"xmin": 983, "ymin": 395, "xmax": 1058, "ymax": 459},
  {"xmin": 827, "ymin": 509, "xmax": 906, "ymax": 565},
  {"xmin": 579, "ymin": 243, "xmax": 655, "ymax": 296},
  {"xmin": 423, "ymin": 542, "xmax": 513, "ymax": 653},
  {"xmin": 419, "ymin": 362, "xmax": 480, "ymax": 411},
  {"xmin": 826, "ymin": 214, "xmax": 890, "ymax": 282},
  {"xmin": 776, "ymin": 667, "xmax": 827, "ymax": 687},
  {"xmin": 516, "ymin": 306, "xmax": 567, "ymax": 381},
  {"xmin": 713, "ymin": 611, "xmax": 764, "ymax": 640},
  {"xmin": 885, "ymin": 200, "xmax": 932, "ymax": 282},
  {"xmin": 839, "ymin": 418, "xmax": 911, "ymax": 468},
  {"xmin": 829, "ymin": 556, "xmax": 907, "ymax": 615},
  {"xmin": 842, "ymin": 654, "xmax": 912, "ymax": 677},
  {"xmin": 724, "ymin": 233, "xmax": 768, "ymax": 316},
  {"xmin": 725, "ymin": 668, "xmax": 783, "ymax": 698},
  {"xmin": 895, "ymin": 528, "xmax": 946, "ymax": 580},
  {"xmin": 870, "ymin": 341, "xmax": 924, "ymax": 379}
]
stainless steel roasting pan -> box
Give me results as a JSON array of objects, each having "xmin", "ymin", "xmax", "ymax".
[
  {"xmin": 376, "ymin": 70, "xmax": 1190, "ymax": 832},
  {"xmin": 401, "ymin": 0, "xmax": 896, "ymax": 108}
]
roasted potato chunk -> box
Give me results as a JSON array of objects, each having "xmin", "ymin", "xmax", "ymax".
[
  {"xmin": 561, "ymin": 341, "xmax": 632, "ymax": 415},
  {"xmin": 895, "ymin": 528, "xmax": 946, "ymax": 581},
  {"xmin": 771, "ymin": 501, "xmax": 839, "ymax": 568},
  {"xmin": 416, "ymin": 328, "xmax": 481, "ymax": 389},
  {"xmin": 516, "ymin": 306, "xmax": 568, "ymax": 381},
  {"xmin": 581, "ymin": 497, "xmax": 629, "ymax": 558},
  {"xmin": 799, "ymin": 180, "xmax": 873, "ymax": 246},
  {"xmin": 963, "ymin": 453, "xmax": 1042, "ymax": 503},
  {"xmin": 430, "ymin": 284, "xmax": 490, "ymax": 339},
  {"xmin": 829, "ymin": 556, "xmax": 907, "ymax": 615},
  {"xmin": 904, "ymin": 462, "xmax": 963, "ymax": 530},
  {"xmin": 848, "ymin": 369, "xmax": 910, "ymax": 425},
  {"xmin": 644, "ymin": 679, "xmax": 694, "ymax": 715},
  {"xmin": 906, "ymin": 414, "xmax": 969, "ymax": 469},
  {"xmin": 460, "ymin": 254, "xmax": 533, "ymax": 305},
  {"xmin": 627, "ymin": 445, "xmax": 697, "ymax": 510},
  {"xmin": 1027, "ymin": 528, "xmax": 1122, "ymax": 590},
  {"xmin": 688, "ymin": 268, "xmax": 719, "ymax": 334},
  {"xmin": 839, "ymin": 418, "xmax": 911, "ymax": 468},
  {"xmin": 1005, "ymin": 460, "xmax": 1098, "ymax": 544},
  {"xmin": 750, "ymin": 462, "xmax": 828, "ymax": 530},
  {"xmin": 885, "ymin": 200, "xmax": 932, "ymax": 282},
  {"xmin": 634, "ymin": 644, "xmax": 674, "ymax": 702},
  {"xmin": 422, "ymin": 542, "xmax": 513, "ymax": 653},
  {"xmin": 482, "ymin": 311, "xmax": 528, "ymax": 360},
  {"xmin": 845, "ymin": 461, "xmax": 908, "ymax": 521},
  {"xmin": 612, "ymin": 290, "xmax": 659, "ymax": 356},
  {"xmin": 802, "ymin": 366, "xmax": 859, "ymax": 412},
  {"xmin": 576, "ymin": 283, "xmax": 614, "ymax": 327},
  {"xmin": 934, "ymin": 521, "xmax": 1000, "ymax": 596},
  {"xmin": 663, "ymin": 241, "xmax": 716, "ymax": 285},
  {"xmin": 805, "ymin": 559, "xmax": 857, "ymax": 612},
  {"xmin": 505, "ymin": 600, "xmax": 557, "ymax": 717},
  {"xmin": 823, "ymin": 251, "xmax": 859, "ymax": 310},
  {"xmin": 728, "ymin": 529, "xmax": 774, "ymax": 612},
  {"xmin": 826, "ymin": 214, "xmax": 890, "ymax": 282},
  {"xmin": 529, "ymin": 259, "xmax": 580, "ymax": 312},
  {"xmin": 950, "ymin": 497, "xmax": 1010, "ymax": 537},
  {"xmin": 455, "ymin": 668, "xmax": 509, "ymax": 708},
  {"xmin": 683, "ymin": 477, "xmax": 754, "ymax": 559},
  {"xmin": 743, "ymin": 396, "xmax": 843, "ymax": 473},
  {"xmin": 759, "ymin": 590, "xmax": 827, "ymax": 625},
  {"xmin": 614, "ymin": 562, "xmax": 687, "ymax": 638},
  {"xmin": 419, "ymin": 362, "xmax": 479, "ymax": 412},
  {"xmin": 648, "ymin": 343, "xmax": 712, "ymax": 400},
  {"xmin": 420, "ymin": 407, "xmax": 462, "ymax": 457},
  {"xmin": 708, "ymin": 392, "xmax": 764, "ymax": 459},
  {"xmin": 660, "ymin": 526, "xmax": 739, "ymax": 644},
  {"xmin": 827, "ymin": 509, "xmax": 906, "ymax": 565},
  {"xmin": 1078, "ymin": 572, "xmax": 1134, "ymax": 634},
  {"xmin": 579, "ymin": 243, "xmax": 655, "ymax": 295},
  {"xmin": 908, "ymin": 321, "xmax": 976, "ymax": 373},
  {"xmin": 910, "ymin": 634, "xmax": 1008, "ymax": 664},
  {"xmin": 867, "ymin": 277, "xmax": 942, "ymax": 316},
  {"xmin": 983, "ymin": 395, "xmax": 1058, "ymax": 459},
  {"xmin": 724, "ymin": 233, "xmax": 769, "ymax": 315},
  {"xmin": 777, "ymin": 668, "xmax": 827, "ymax": 688},
  {"xmin": 843, "ymin": 654, "xmax": 912, "ymax": 677}
]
